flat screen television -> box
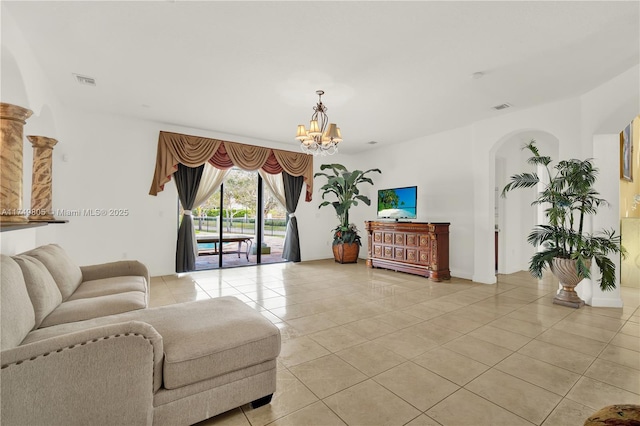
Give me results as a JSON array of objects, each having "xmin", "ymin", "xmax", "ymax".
[{"xmin": 377, "ymin": 186, "xmax": 417, "ymax": 220}]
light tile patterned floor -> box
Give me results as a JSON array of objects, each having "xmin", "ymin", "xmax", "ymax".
[{"xmin": 149, "ymin": 260, "xmax": 640, "ymax": 426}]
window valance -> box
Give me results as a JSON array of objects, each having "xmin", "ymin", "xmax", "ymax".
[{"xmin": 149, "ymin": 131, "xmax": 313, "ymax": 201}]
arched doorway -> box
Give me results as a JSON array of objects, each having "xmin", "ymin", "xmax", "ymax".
[{"xmin": 491, "ymin": 130, "xmax": 559, "ymax": 275}]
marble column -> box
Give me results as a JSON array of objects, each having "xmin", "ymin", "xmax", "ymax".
[
  {"xmin": 0, "ymin": 102, "xmax": 33, "ymax": 223},
  {"xmin": 27, "ymin": 136, "xmax": 58, "ymax": 221}
]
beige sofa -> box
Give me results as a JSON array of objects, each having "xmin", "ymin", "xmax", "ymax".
[{"xmin": 1, "ymin": 244, "xmax": 281, "ymax": 426}]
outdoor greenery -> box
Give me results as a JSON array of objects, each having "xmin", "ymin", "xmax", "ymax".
[
  {"xmin": 198, "ymin": 168, "xmax": 285, "ymax": 221},
  {"xmin": 195, "ymin": 216, "xmax": 287, "ymax": 235},
  {"xmin": 315, "ymin": 164, "xmax": 381, "ymax": 246},
  {"xmin": 378, "ymin": 189, "xmax": 403, "ymax": 210},
  {"xmin": 202, "ymin": 209, "xmax": 251, "ymax": 218},
  {"xmin": 501, "ymin": 140, "xmax": 625, "ymax": 291}
]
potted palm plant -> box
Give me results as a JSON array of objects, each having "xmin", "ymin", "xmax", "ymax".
[
  {"xmin": 315, "ymin": 164, "xmax": 381, "ymax": 263},
  {"xmin": 501, "ymin": 140, "xmax": 625, "ymax": 308}
]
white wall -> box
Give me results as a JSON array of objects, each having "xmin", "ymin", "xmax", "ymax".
[
  {"xmin": 581, "ymin": 65, "xmax": 640, "ymax": 143},
  {"xmin": 352, "ymin": 126, "xmax": 476, "ymax": 280},
  {"xmin": 585, "ymin": 134, "xmax": 623, "ymax": 307}
]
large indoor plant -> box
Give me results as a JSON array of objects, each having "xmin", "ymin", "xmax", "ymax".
[
  {"xmin": 315, "ymin": 163, "xmax": 381, "ymax": 263},
  {"xmin": 501, "ymin": 140, "xmax": 625, "ymax": 308}
]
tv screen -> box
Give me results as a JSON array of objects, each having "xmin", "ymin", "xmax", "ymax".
[{"xmin": 377, "ymin": 186, "xmax": 417, "ymax": 219}]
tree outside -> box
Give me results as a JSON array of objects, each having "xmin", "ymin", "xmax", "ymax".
[{"xmin": 196, "ymin": 168, "xmax": 286, "ymax": 233}]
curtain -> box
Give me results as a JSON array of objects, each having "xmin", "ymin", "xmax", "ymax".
[
  {"xmin": 282, "ymin": 171, "xmax": 304, "ymax": 262},
  {"xmin": 148, "ymin": 131, "xmax": 314, "ymax": 266},
  {"xmin": 149, "ymin": 131, "xmax": 313, "ymax": 201},
  {"xmin": 258, "ymin": 170, "xmax": 286, "ymax": 208},
  {"xmin": 193, "ymin": 163, "xmax": 230, "ymax": 209},
  {"xmin": 272, "ymin": 149, "xmax": 313, "ymax": 200},
  {"xmin": 149, "ymin": 132, "xmax": 221, "ymax": 195},
  {"xmin": 224, "ymin": 141, "xmax": 272, "ymax": 171},
  {"xmin": 175, "ymin": 163, "xmax": 204, "ymax": 272}
]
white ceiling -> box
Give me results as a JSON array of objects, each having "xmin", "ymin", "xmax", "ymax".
[{"xmin": 3, "ymin": 1, "xmax": 639, "ymax": 154}]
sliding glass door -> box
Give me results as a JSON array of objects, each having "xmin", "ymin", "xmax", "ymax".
[{"xmin": 193, "ymin": 168, "xmax": 287, "ymax": 270}]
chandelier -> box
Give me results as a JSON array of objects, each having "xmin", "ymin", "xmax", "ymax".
[{"xmin": 295, "ymin": 90, "xmax": 342, "ymax": 156}]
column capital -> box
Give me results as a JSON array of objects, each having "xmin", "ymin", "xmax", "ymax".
[
  {"xmin": 0, "ymin": 102, "xmax": 33, "ymax": 124},
  {"xmin": 27, "ymin": 135, "xmax": 58, "ymax": 149}
]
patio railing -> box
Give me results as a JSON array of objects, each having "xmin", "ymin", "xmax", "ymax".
[{"xmin": 194, "ymin": 216, "xmax": 286, "ymax": 237}]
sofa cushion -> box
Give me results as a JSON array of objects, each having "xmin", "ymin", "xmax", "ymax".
[
  {"xmin": 133, "ymin": 297, "xmax": 281, "ymax": 389},
  {"xmin": 12, "ymin": 255, "xmax": 63, "ymax": 328},
  {"xmin": 22, "ymin": 244, "xmax": 82, "ymax": 301},
  {"xmin": 0, "ymin": 255, "xmax": 36, "ymax": 350},
  {"xmin": 39, "ymin": 291, "xmax": 147, "ymax": 328},
  {"xmin": 67, "ymin": 276, "xmax": 147, "ymax": 301}
]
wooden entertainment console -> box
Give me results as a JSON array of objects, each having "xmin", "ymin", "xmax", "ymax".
[{"xmin": 364, "ymin": 221, "xmax": 450, "ymax": 281}]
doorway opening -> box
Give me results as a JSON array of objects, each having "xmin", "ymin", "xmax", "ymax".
[
  {"xmin": 493, "ymin": 131, "xmax": 559, "ymax": 276},
  {"xmin": 191, "ymin": 168, "xmax": 288, "ymax": 270}
]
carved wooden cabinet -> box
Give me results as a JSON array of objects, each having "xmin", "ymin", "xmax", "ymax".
[{"xmin": 365, "ymin": 221, "xmax": 450, "ymax": 281}]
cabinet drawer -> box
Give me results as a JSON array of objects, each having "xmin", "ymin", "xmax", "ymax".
[
  {"xmin": 373, "ymin": 231, "xmax": 383, "ymax": 243},
  {"xmin": 383, "ymin": 232, "xmax": 394, "ymax": 244},
  {"xmin": 383, "ymin": 246, "xmax": 394, "ymax": 258},
  {"xmin": 419, "ymin": 250, "xmax": 430, "ymax": 265},
  {"xmin": 406, "ymin": 248, "xmax": 418, "ymax": 263},
  {"xmin": 394, "ymin": 233, "xmax": 405, "ymax": 245},
  {"xmin": 419, "ymin": 235, "xmax": 430, "ymax": 247},
  {"xmin": 373, "ymin": 244, "xmax": 383, "ymax": 258},
  {"xmin": 405, "ymin": 233, "xmax": 418, "ymax": 247},
  {"xmin": 394, "ymin": 247, "xmax": 404, "ymax": 260}
]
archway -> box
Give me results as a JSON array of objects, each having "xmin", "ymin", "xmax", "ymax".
[{"xmin": 491, "ymin": 130, "xmax": 560, "ymax": 275}]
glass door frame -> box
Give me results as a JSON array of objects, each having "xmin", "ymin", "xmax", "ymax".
[{"xmin": 213, "ymin": 174, "xmax": 264, "ymax": 268}]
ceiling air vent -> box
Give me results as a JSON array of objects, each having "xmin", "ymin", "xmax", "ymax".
[
  {"xmin": 367, "ymin": 141, "xmax": 379, "ymax": 145},
  {"xmin": 493, "ymin": 103, "xmax": 511, "ymax": 111},
  {"xmin": 73, "ymin": 74, "xmax": 96, "ymax": 86}
]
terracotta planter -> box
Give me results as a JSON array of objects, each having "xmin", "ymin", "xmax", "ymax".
[
  {"xmin": 551, "ymin": 257, "xmax": 589, "ymax": 308},
  {"xmin": 332, "ymin": 243, "xmax": 359, "ymax": 264}
]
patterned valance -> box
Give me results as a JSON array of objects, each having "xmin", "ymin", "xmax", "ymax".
[{"xmin": 149, "ymin": 131, "xmax": 313, "ymax": 201}]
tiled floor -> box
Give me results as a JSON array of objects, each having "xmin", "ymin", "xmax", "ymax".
[
  {"xmin": 196, "ymin": 235, "xmax": 286, "ymax": 270},
  {"xmin": 150, "ymin": 260, "xmax": 640, "ymax": 426}
]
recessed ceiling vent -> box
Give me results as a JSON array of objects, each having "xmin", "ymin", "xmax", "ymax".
[
  {"xmin": 493, "ymin": 103, "xmax": 511, "ymax": 111},
  {"xmin": 367, "ymin": 141, "xmax": 379, "ymax": 145},
  {"xmin": 73, "ymin": 74, "xmax": 96, "ymax": 86}
]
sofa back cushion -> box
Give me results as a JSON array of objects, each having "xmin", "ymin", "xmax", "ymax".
[
  {"xmin": 22, "ymin": 244, "xmax": 82, "ymax": 301},
  {"xmin": 1, "ymin": 255, "xmax": 36, "ymax": 350},
  {"xmin": 13, "ymin": 255, "xmax": 63, "ymax": 328}
]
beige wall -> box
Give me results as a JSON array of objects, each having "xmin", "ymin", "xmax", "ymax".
[
  {"xmin": 620, "ymin": 115, "xmax": 639, "ymax": 288},
  {"xmin": 621, "ymin": 218, "xmax": 639, "ymax": 288},
  {"xmin": 620, "ymin": 115, "xmax": 640, "ymax": 218}
]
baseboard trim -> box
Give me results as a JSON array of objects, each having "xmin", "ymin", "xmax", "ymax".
[
  {"xmin": 472, "ymin": 274, "xmax": 497, "ymax": 285},
  {"xmin": 588, "ymin": 297, "xmax": 623, "ymax": 308}
]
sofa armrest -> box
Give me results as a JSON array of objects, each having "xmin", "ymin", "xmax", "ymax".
[
  {"xmin": 1, "ymin": 321, "xmax": 163, "ymax": 426},
  {"xmin": 80, "ymin": 260, "xmax": 150, "ymax": 285}
]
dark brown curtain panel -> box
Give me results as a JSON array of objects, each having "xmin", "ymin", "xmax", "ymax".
[
  {"xmin": 175, "ymin": 163, "xmax": 204, "ymax": 272},
  {"xmin": 282, "ymin": 171, "xmax": 304, "ymax": 262}
]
